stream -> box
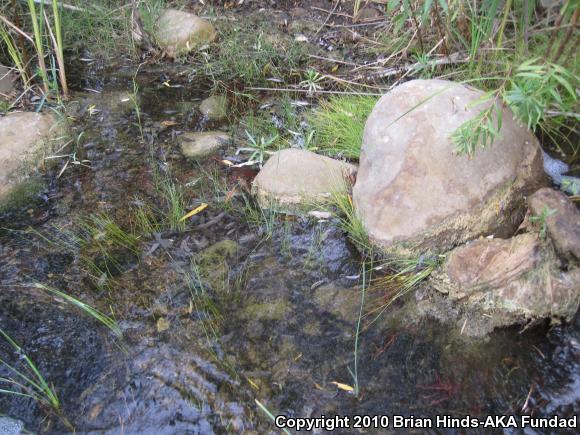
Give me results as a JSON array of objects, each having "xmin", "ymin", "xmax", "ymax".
[{"xmin": 1, "ymin": 61, "xmax": 579, "ymax": 434}]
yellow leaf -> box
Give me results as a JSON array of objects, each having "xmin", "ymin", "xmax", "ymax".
[
  {"xmin": 246, "ymin": 377, "xmax": 260, "ymax": 390},
  {"xmin": 330, "ymin": 381, "xmax": 354, "ymax": 392},
  {"xmin": 179, "ymin": 203, "xmax": 208, "ymax": 222}
]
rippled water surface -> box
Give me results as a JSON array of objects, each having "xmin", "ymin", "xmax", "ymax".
[{"xmin": 1, "ymin": 63, "xmax": 579, "ymax": 434}]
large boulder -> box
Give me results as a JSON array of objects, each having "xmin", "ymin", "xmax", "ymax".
[
  {"xmin": 0, "ymin": 64, "xmax": 16, "ymax": 101},
  {"xmin": 179, "ymin": 131, "xmax": 231, "ymax": 160},
  {"xmin": 252, "ymin": 149, "xmax": 357, "ymax": 211},
  {"xmin": 432, "ymin": 233, "xmax": 580, "ymax": 335},
  {"xmin": 0, "ymin": 112, "xmax": 62, "ymax": 206},
  {"xmin": 353, "ymin": 79, "xmax": 545, "ymax": 257},
  {"xmin": 529, "ymin": 188, "xmax": 580, "ymax": 262},
  {"xmin": 155, "ymin": 9, "xmax": 217, "ymax": 56}
]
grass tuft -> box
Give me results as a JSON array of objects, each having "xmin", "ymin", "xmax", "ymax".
[
  {"xmin": 31, "ymin": 282, "xmax": 122, "ymax": 338},
  {"xmin": 0, "ymin": 328, "xmax": 72, "ymax": 429},
  {"xmin": 309, "ymin": 96, "xmax": 378, "ymax": 159}
]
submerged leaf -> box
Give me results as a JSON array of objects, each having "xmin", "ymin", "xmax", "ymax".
[
  {"xmin": 330, "ymin": 381, "xmax": 354, "ymax": 392},
  {"xmin": 179, "ymin": 203, "xmax": 208, "ymax": 222}
]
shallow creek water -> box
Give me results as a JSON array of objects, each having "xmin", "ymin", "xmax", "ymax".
[{"xmin": 1, "ymin": 63, "xmax": 579, "ymax": 434}]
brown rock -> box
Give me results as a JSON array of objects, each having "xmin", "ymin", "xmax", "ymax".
[
  {"xmin": 199, "ymin": 95, "xmax": 227, "ymax": 121},
  {"xmin": 252, "ymin": 149, "xmax": 357, "ymax": 212},
  {"xmin": 155, "ymin": 9, "xmax": 216, "ymax": 56},
  {"xmin": 529, "ymin": 188, "xmax": 580, "ymax": 262},
  {"xmin": 179, "ymin": 131, "xmax": 231, "ymax": 160},
  {"xmin": 0, "ymin": 112, "xmax": 62, "ymax": 203},
  {"xmin": 353, "ymin": 79, "xmax": 546, "ymax": 257},
  {"xmin": 433, "ymin": 233, "xmax": 580, "ymax": 329}
]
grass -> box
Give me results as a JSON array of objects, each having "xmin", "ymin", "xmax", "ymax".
[
  {"xmin": 202, "ymin": 20, "xmax": 308, "ymax": 89},
  {"xmin": 59, "ymin": 0, "xmax": 134, "ymax": 56},
  {"xmin": 156, "ymin": 175, "xmax": 188, "ymax": 232},
  {"xmin": 366, "ymin": 255, "xmax": 442, "ymax": 326},
  {"xmin": 329, "ymin": 191, "xmax": 371, "ymax": 254},
  {"xmin": 309, "ymin": 96, "xmax": 378, "ymax": 159},
  {"xmin": 0, "ymin": 0, "xmax": 68, "ymax": 99},
  {"xmin": 240, "ymin": 194, "xmax": 279, "ymax": 241},
  {"xmin": 31, "ymin": 283, "xmax": 122, "ymax": 338},
  {"xmin": 30, "ymin": 213, "xmax": 140, "ymax": 289},
  {"xmin": 0, "ymin": 328, "xmax": 72, "ymax": 429}
]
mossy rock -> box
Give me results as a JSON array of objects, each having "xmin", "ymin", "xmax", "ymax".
[
  {"xmin": 0, "ymin": 177, "xmax": 45, "ymax": 212},
  {"xmin": 195, "ymin": 239, "xmax": 239, "ymax": 293}
]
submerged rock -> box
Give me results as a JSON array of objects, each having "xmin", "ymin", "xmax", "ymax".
[
  {"xmin": 252, "ymin": 149, "xmax": 357, "ymax": 212},
  {"xmin": 155, "ymin": 9, "xmax": 216, "ymax": 56},
  {"xmin": 432, "ymin": 233, "xmax": 580, "ymax": 335},
  {"xmin": 311, "ymin": 283, "xmax": 360, "ymax": 323},
  {"xmin": 0, "ymin": 416, "xmax": 26, "ymax": 435},
  {"xmin": 0, "ymin": 64, "xmax": 16, "ymax": 101},
  {"xmin": 353, "ymin": 79, "xmax": 545, "ymax": 257},
  {"xmin": 0, "ymin": 112, "xmax": 63, "ymax": 207},
  {"xmin": 199, "ymin": 95, "xmax": 227, "ymax": 121},
  {"xmin": 179, "ymin": 131, "xmax": 231, "ymax": 160},
  {"xmin": 529, "ymin": 188, "xmax": 580, "ymax": 262}
]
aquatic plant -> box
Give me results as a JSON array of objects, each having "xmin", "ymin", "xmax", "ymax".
[
  {"xmin": 309, "ymin": 96, "xmax": 378, "ymax": 159},
  {"xmin": 30, "ymin": 213, "xmax": 140, "ymax": 288},
  {"xmin": 156, "ymin": 176, "xmax": 188, "ymax": 232},
  {"xmin": 0, "ymin": 328, "xmax": 71, "ymax": 428}
]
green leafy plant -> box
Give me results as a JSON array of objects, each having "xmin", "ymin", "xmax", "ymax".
[
  {"xmin": 452, "ymin": 59, "xmax": 578, "ymax": 156},
  {"xmin": 366, "ymin": 255, "xmax": 441, "ymax": 326},
  {"xmin": 329, "ymin": 191, "xmax": 371, "ymax": 254},
  {"xmin": 529, "ymin": 206, "xmax": 557, "ymax": 239},
  {"xmin": 299, "ymin": 69, "xmax": 325, "ymax": 96},
  {"xmin": 237, "ymin": 130, "xmax": 279, "ymax": 168},
  {"xmin": 451, "ymin": 100, "xmax": 503, "ymax": 157}
]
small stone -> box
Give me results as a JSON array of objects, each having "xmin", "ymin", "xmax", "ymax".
[
  {"xmin": 308, "ymin": 210, "xmax": 332, "ymax": 220},
  {"xmin": 199, "ymin": 95, "xmax": 228, "ymax": 121},
  {"xmin": 179, "ymin": 131, "xmax": 231, "ymax": 160},
  {"xmin": 155, "ymin": 9, "xmax": 217, "ymax": 56},
  {"xmin": 529, "ymin": 188, "xmax": 580, "ymax": 262},
  {"xmin": 156, "ymin": 317, "xmax": 170, "ymax": 332},
  {"xmin": 252, "ymin": 149, "xmax": 357, "ymax": 212}
]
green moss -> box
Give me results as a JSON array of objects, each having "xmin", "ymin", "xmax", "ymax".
[
  {"xmin": 309, "ymin": 96, "xmax": 378, "ymax": 160},
  {"xmin": 196, "ymin": 239, "xmax": 239, "ymax": 294},
  {"xmin": 242, "ymin": 299, "xmax": 291, "ymax": 321},
  {"xmin": 0, "ymin": 177, "xmax": 45, "ymax": 212}
]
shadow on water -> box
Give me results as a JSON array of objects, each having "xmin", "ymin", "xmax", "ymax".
[{"xmin": 1, "ymin": 62, "xmax": 579, "ymax": 434}]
